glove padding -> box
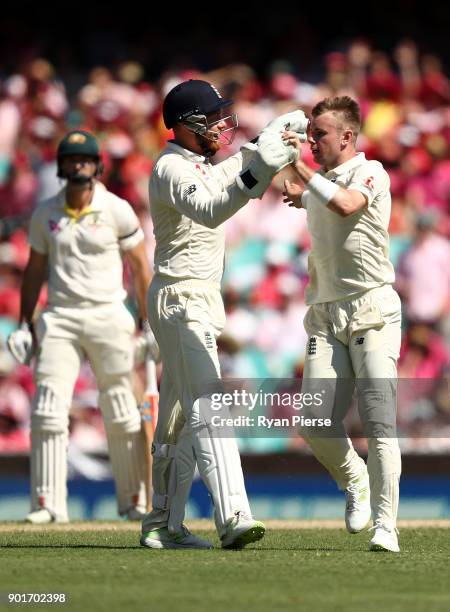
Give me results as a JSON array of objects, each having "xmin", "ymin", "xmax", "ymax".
[
  {"xmin": 260, "ymin": 110, "xmax": 309, "ymax": 143},
  {"xmin": 239, "ymin": 140, "xmax": 259, "ymax": 167},
  {"xmin": 236, "ymin": 133, "xmax": 299, "ymax": 198},
  {"xmin": 134, "ymin": 320, "xmax": 160, "ymax": 365},
  {"xmin": 7, "ymin": 324, "xmax": 34, "ymax": 365}
]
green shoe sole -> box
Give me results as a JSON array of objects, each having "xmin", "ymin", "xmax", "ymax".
[{"xmin": 222, "ymin": 523, "xmax": 265, "ymax": 549}]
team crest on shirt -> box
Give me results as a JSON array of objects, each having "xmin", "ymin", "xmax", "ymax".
[
  {"xmin": 87, "ymin": 213, "xmax": 102, "ymax": 227},
  {"xmin": 48, "ymin": 219, "xmax": 61, "ymax": 233},
  {"xmin": 364, "ymin": 176, "xmax": 374, "ymax": 190}
]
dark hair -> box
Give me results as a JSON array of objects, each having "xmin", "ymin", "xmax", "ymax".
[{"xmin": 312, "ymin": 96, "xmax": 361, "ymax": 140}]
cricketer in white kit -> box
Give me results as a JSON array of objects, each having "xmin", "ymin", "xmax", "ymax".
[
  {"xmin": 8, "ymin": 130, "xmax": 155, "ymax": 524},
  {"xmin": 140, "ymin": 79, "xmax": 308, "ymax": 549},
  {"xmin": 283, "ymin": 96, "xmax": 402, "ymax": 552}
]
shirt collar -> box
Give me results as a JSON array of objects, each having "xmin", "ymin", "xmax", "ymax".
[
  {"xmin": 166, "ymin": 140, "xmax": 206, "ymax": 164},
  {"xmin": 54, "ymin": 182, "xmax": 105, "ymax": 214},
  {"xmin": 324, "ymin": 152, "xmax": 366, "ymax": 179}
]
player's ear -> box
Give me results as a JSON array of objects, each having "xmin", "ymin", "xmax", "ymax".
[
  {"xmin": 342, "ymin": 129, "xmax": 353, "ymax": 146},
  {"xmin": 96, "ymin": 160, "xmax": 104, "ymax": 177}
]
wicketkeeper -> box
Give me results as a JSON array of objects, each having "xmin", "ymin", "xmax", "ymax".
[{"xmin": 140, "ymin": 79, "xmax": 309, "ymax": 549}]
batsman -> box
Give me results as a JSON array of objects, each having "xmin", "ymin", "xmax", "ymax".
[
  {"xmin": 8, "ymin": 130, "xmax": 158, "ymax": 523},
  {"xmin": 140, "ymin": 79, "xmax": 308, "ymax": 549}
]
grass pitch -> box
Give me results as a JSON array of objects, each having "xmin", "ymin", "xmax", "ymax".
[{"xmin": 1, "ymin": 521, "xmax": 449, "ymax": 612}]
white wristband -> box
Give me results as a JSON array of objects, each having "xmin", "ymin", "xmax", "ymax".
[{"xmin": 307, "ymin": 173, "xmax": 340, "ymax": 205}]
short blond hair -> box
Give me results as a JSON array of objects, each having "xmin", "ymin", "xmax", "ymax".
[{"xmin": 312, "ymin": 96, "xmax": 361, "ymax": 140}]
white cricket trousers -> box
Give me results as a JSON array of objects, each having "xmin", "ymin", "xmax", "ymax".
[
  {"xmin": 142, "ymin": 275, "xmax": 252, "ymax": 537},
  {"xmin": 300, "ymin": 284, "xmax": 402, "ymax": 529},
  {"xmin": 31, "ymin": 301, "xmax": 146, "ymax": 521}
]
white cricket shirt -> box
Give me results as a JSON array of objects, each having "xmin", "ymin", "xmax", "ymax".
[
  {"xmin": 149, "ymin": 142, "xmax": 249, "ymax": 285},
  {"xmin": 303, "ymin": 152, "xmax": 395, "ymax": 304},
  {"xmin": 29, "ymin": 182, "xmax": 144, "ymax": 306}
]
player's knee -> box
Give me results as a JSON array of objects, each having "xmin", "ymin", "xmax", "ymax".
[
  {"xmin": 99, "ymin": 387, "xmax": 141, "ymax": 434},
  {"xmin": 31, "ymin": 385, "xmax": 69, "ymax": 433}
]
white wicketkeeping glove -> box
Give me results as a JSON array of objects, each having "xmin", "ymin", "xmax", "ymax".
[
  {"xmin": 240, "ymin": 140, "xmax": 259, "ymax": 166},
  {"xmin": 260, "ymin": 110, "xmax": 309, "ymax": 143},
  {"xmin": 134, "ymin": 320, "xmax": 160, "ymax": 365},
  {"xmin": 236, "ymin": 133, "xmax": 299, "ymax": 198},
  {"xmin": 7, "ymin": 323, "xmax": 34, "ymax": 365}
]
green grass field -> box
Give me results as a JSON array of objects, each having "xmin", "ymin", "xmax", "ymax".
[{"xmin": 1, "ymin": 522, "xmax": 449, "ymax": 612}]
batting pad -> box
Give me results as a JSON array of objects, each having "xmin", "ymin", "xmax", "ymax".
[
  {"xmin": 167, "ymin": 425, "xmax": 196, "ymax": 533},
  {"xmin": 100, "ymin": 388, "xmax": 146, "ymax": 514},
  {"xmin": 106, "ymin": 431, "xmax": 147, "ymax": 514},
  {"xmin": 191, "ymin": 398, "xmax": 251, "ymax": 535},
  {"xmin": 142, "ymin": 431, "xmax": 196, "ymax": 534},
  {"xmin": 31, "ymin": 430, "xmax": 69, "ymax": 522},
  {"xmin": 30, "ymin": 384, "xmax": 69, "ymax": 521}
]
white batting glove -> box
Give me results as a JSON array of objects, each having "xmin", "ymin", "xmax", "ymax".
[
  {"xmin": 260, "ymin": 110, "xmax": 309, "ymax": 143},
  {"xmin": 236, "ymin": 134, "xmax": 298, "ymax": 198},
  {"xmin": 7, "ymin": 323, "xmax": 34, "ymax": 365},
  {"xmin": 134, "ymin": 320, "xmax": 160, "ymax": 364}
]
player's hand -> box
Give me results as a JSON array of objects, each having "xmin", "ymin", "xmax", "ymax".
[
  {"xmin": 134, "ymin": 320, "xmax": 160, "ymax": 364},
  {"xmin": 281, "ymin": 130, "xmax": 304, "ymax": 156},
  {"xmin": 257, "ymin": 133, "xmax": 299, "ymax": 173},
  {"xmin": 7, "ymin": 323, "xmax": 35, "ymax": 365},
  {"xmin": 144, "ymin": 326, "xmax": 160, "ymax": 363},
  {"xmin": 283, "ymin": 179, "xmax": 305, "ymax": 208}
]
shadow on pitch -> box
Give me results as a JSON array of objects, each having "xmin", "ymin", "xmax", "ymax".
[{"xmin": 0, "ymin": 544, "xmax": 137, "ymax": 550}]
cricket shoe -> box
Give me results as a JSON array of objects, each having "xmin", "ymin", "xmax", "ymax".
[
  {"xmin": 345, "ymin": 470, "xmax": 371, "ymax": 533},
  {"xmin": 221, "ymin": 512, "xmax": 266, "ymax": 549},
  {"xmin": 140, "ymin": 525, "xmax": 213, "ymax": 550},
  {"xmin": 25, "ymin": 508, "xmax": 68, "ymax": 524},
  {"xmin": 369, "ymin": 523, "xmax": 400, "ymax": 553}
]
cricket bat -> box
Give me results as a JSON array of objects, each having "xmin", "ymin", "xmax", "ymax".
[{"xmin": 140, "ymin": 355, "xmax": 159, "ymax": 512}]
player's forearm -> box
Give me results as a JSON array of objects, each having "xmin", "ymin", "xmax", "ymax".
[
  {"xmin": 293, "ymin": 161, "xmax": 365, "ymax": 217},
  {"xmin": 125, "ymin": 241, "xmax": 151, "ymax": 320},
  {"xmin": 20, "ymin": 268, "xmax": 46, "ymax": 324},
  {"xmin": 177, "ymin": 183, "xmax": 249, "ymax": 229},
  {"xmin": 133, "ymin": 273, "xmax": 150, "ymax": 321}
]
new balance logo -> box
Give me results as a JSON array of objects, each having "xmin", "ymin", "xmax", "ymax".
[
  {"xmin": 183, "ymin": 184, "xmax": 197, "ymax": 198},
  {"xmin": 308, "ymin": 336, "xmax": 317, "ymax": 355},
  {"xmin": 355, "ymin": 337, "xmax": 365, "ymax": 345}
]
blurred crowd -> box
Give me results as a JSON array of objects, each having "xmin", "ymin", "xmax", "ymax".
[{"xmin": 0, "ymin": 38, "xmax": 449, "ymax": 458}]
